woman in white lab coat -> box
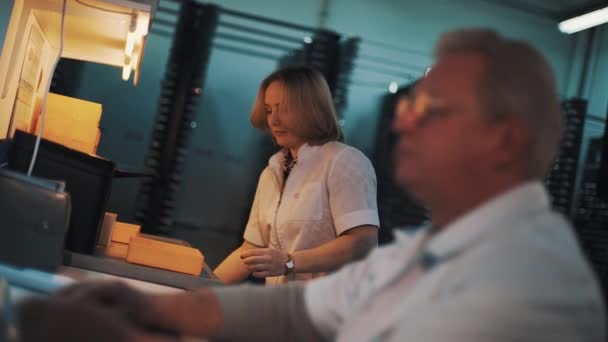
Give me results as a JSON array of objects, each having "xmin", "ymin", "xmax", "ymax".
[{"xmin": 214, "ymin": 66, "xmax": 379, "ymax": 285}]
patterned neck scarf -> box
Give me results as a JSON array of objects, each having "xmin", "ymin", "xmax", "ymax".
[{"xmin": 283, "ymin": 150, "xmax": 298, "ymax": 181}]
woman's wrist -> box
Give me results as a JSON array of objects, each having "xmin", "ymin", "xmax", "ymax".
[{"xmin": 284, "ymin": 253, "xmax": 295, "ymax": 275}]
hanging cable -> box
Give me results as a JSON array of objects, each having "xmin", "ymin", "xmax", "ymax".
[{"xmin": 27, "ymin": 0, "xmax": 67, "ymax": 176}]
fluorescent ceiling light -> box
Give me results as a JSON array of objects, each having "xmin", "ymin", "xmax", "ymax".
[
  {"xmin": 388, "ymin": 81, "xmax": 398, "ymax": 94},
  {"xmin": 559, "ymin": 6, "xmax": 608, "ymax": 34}
]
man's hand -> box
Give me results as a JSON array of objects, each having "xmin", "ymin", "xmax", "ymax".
[
  {"xmin": 53, "ymin": 281, "xmax": 177, "ymax": 336},
  {"xmin": 240, "ymin": 248, "xmax": 289, "ymax": 278},
  {"xmin": 55, "ymin": 281, "xmax": 153, "ymax": 326},
  {"xmin": 16, "ymin": 296, "xmax": 177, "ymax": 342}
]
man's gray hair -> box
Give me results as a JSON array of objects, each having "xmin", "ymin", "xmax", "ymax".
[{"xmin": 435, "ymin": 28, "xmax": 562, "ymax": 179}]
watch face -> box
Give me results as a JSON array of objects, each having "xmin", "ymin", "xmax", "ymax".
[{"xmin": 286, "ymin": 259, "xmax": 294, "ymax": 269}]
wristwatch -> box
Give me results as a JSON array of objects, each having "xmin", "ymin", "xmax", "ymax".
[{"xmin": 284, "ymin": 253, "xmax": 294, "ymax": 275}]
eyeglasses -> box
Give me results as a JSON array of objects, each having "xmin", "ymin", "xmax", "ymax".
[{"xmin": 395, "ymin": 91, "xmax": 457, "ymax": 126}]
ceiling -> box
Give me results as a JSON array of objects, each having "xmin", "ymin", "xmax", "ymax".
[{"xmin": 482, "ymin": 0, "xmax": 608, "ymax": 19}]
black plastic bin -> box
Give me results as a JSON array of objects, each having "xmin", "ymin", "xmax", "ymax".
[{"xmin": 8, "ymin": 130, "xmax": 114, "ymax": 255}]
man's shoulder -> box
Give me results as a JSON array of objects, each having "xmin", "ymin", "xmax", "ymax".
[
  {"xmin": 422, "ymin": 214, "xmax": 605, "ymax": 341},
  {"xmin": 447, "ymin": 212, "xmax": 598, "ymax": 295}
]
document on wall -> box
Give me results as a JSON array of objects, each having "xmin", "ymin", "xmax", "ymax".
[{"xmin": 10, "ymin": 20, "xmax": 48, "ymax": 136}]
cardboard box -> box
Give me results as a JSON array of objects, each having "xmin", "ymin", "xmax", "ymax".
[
  {"xmin": 126, "ymin": 235, "xmax": 204, "ymax": 276},
  {"xmin": 111, "ymin": 222, "xmax": 141, "ymax": 244},
  {"xmin": 105, "ymin": 241, "xmax": 129, "ymax": 259},
  {"xmin": 33, "ymin": 93, "xmax": 102, "ymax": 154},
  {"xmin": 97, "ymin": 212, "xmax": 117, "ymax": 247}
]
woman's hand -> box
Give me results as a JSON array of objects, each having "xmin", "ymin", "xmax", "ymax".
[{"xmin": 240, "ymin": 248, "xmax": 289, "ymax": 278}]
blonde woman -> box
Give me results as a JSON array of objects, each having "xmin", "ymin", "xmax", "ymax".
[{"xmin": 214, "ymin": 66, "xmax": 379, "ymax": 285}]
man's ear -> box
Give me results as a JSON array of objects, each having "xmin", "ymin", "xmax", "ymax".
[{"xmin": 489, "ymin": 116, "xmax": 531, "ymax": 168}]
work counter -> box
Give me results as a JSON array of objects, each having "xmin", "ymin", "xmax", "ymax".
[
  {"xmin": 2, "ymin": 251, "xmax": 221, "ymax": 341},
  {"xmin": 63, "ymin": 251, "xmax": 222, "ymax": 290}
]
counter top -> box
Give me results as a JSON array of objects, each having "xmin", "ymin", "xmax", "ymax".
[{"xmin": 62, "ymin": 251, "xmax": 222, "ymax": 290}]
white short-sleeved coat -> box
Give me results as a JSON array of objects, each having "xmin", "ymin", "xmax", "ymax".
[{"xmin": 244, "ymin": 141, "xmax": 380, "ymax": 284}]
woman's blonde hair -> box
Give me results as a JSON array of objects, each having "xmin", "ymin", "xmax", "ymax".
[{"xmin": 250, "ymin": 66, "xmax": 343, "ymax": 145}]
